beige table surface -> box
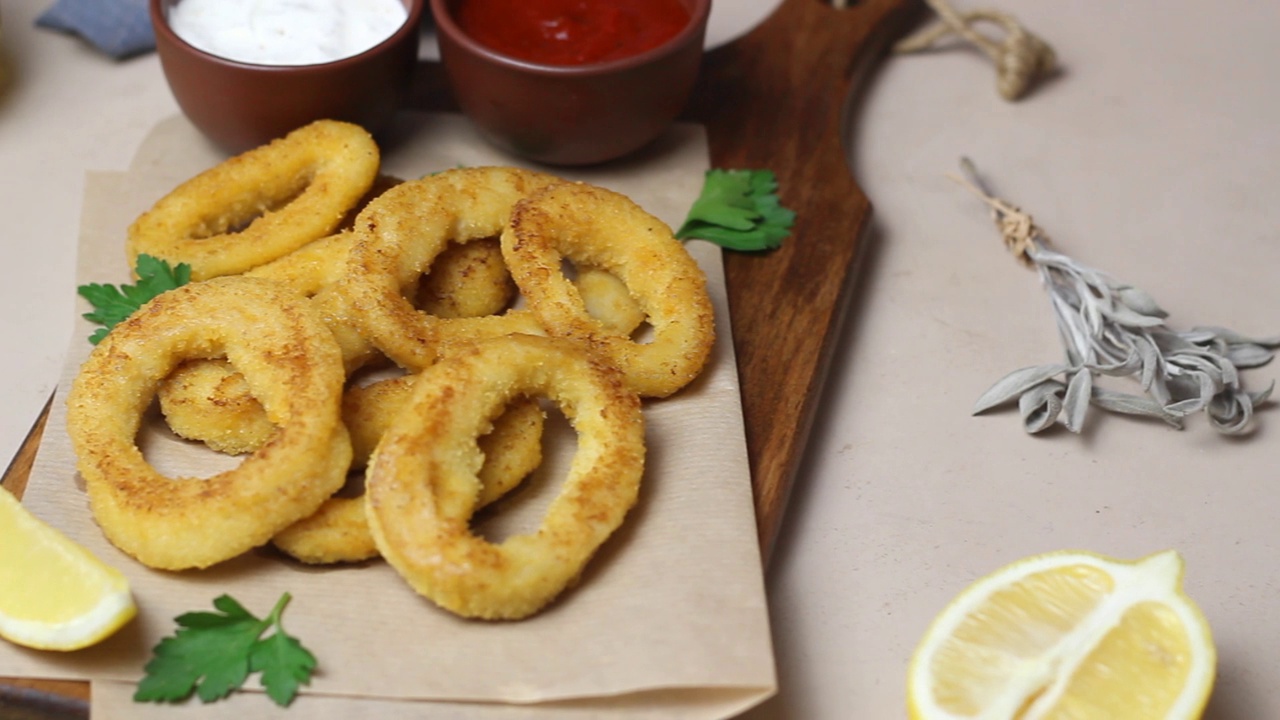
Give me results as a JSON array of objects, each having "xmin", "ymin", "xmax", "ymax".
[{"xmin": 3, "ymin": 1, "xmax": 1279, "ymax": 718}]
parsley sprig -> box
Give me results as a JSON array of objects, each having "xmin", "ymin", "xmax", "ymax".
[
  {"xmin": 77, "ymin": 254, "xmax": 190, "ymax": 344},
  {"xmin": 135, "ymin": 593, "xmax": 317, "ymax": 708},
  {"xmin": 675, "ymin": 169, "xmax": 796, "ymax": 251}
]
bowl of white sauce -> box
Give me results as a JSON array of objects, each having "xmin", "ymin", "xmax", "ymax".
[{"xmin": 151, "ymin": 0, "xmax": 424, "ymax": 154}]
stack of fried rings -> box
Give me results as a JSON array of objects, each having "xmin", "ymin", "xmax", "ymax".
[
  {"xmin": 337, "ymin": 167, "xmax": 714, "ymax": 396},
  {"xmin": 68, "ymin": 129, "xmax": 715, "ymax": 617},
  {"xmin": 150, "ymin": 167, "xmax": 672, "ymax": 571}
]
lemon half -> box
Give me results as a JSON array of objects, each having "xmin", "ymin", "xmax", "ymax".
[
  {"xmin": 907, "ymin": 549, "xmax": 1216, "ymax": 720},
  {"xmin": 0, "ymin": 488, "xmax": 136, "ymax": 651}
]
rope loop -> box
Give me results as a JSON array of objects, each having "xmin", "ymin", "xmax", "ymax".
[{"xmin": 894, "ymin": 0, "xmax": 1057, "ymax": 101}]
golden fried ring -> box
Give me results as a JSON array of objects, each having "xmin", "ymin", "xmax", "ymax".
[
  {"xmin": 65, "ymin": 277, "xmax": 352, "ymax": 571},
  {"xmin": 502, "ymin": 182, "xmax": 716, "ymax": 398},
  {"xmin": 158, "ymin": 362, "xmax": 411, "ymax": 465},
  {"xmin": 343, "ymin": 375, "xmax": 418, "ymax": 470},
  {"xmin": 126, "ymin": 120, "xmax": 380, "ymax": 281},
  {"xmin": 159, "ymin": 238, "xmax": 517, "ymax": 452},
  {"xmin": 415, "ymin": 238, "xmax": 517, "ymax": 319},
  {"xmin": 248, "ymin": 231, "xmax": 517, "ymax": 317},
  {"xmin": 158, "ymin": 358, "xmax": 276, "ymax": 455},
  {"xmin": 339, "ymin": 174, "xmax": 406, "ymax": 231},
  {"xmin": 366, "ymin": 334, "xmax": 645, "ymax": 620},
  {"xmin": 243, "ymin": 230, "xmax": 355, "ymax": 297},
  {"xmin": 242, "ymin": 175, "xmax": 404, "ymax": 296},
  {"xmin": 272, "ymin": 375, "xmax": 547, "ymax": 565},
  {"xmin": 154, "ymin": 283, "xmax": 378, "ymax": 454},
  {"xmin": 577, "ymin": 266, "xmax": 646, "ymax": 337},
  {"xmin": 154, "ymin": 283, "xmax": 380, "ymax": 454},
  {"xmin": 271, "ymin": 497, "xmax": 373, "ymax": 565},
  {"xmin": 337, "ymin": 166, "xmax": 563, "ymax": 371}
]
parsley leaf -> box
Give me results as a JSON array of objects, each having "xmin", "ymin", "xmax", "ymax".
[
  {"xmin": 250, "ymin": 625, "xmax": 318, "ymax": 707},
  {"xmin": 77, "ymin": 254, "xmax": 190, "ymax": 345},
  {"xmin": 675, "ymin": 169, "xmax": 796, "ymax": 251},
  {"xmin": 135, "ymin": 593, "xmax": 316, "ymax": 708}
]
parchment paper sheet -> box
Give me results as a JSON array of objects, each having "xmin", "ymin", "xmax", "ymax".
[{"xmin": 0, "ymin": 113, "xmax": 776, "ymax": 718}]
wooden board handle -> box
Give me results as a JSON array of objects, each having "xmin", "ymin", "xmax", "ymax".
[{"xmin": 687, "ymin": 0, "xmax": 918, "ymax": 560}]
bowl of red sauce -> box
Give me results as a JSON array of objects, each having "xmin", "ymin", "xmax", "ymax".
[
  {"xmin": 431, "ymin": 0, "xmax": 710, "ymax": 166},
  {"xmin": 151, "ymin": 0, "xmax": 424, "ymax": 154}
]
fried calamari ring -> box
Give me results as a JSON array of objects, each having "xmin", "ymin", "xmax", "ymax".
[
  {"xmin": 126, "ymin": 120, "xmax": 380, "ymax": 281},
  {"xmin": 251, "ymin": 232, "xmax": 516, "ymax": 316},
  {"xmin": 366, "ymin": 334, "xmax": 645, "ymax": 620},
  {"xmin": 243, "ymin": 230, "xmax": 355, "ymax": 297},
  {"xmin": 415, "ymin": 238, "xmax": 516, "ymax": 319},
  {"xmin": 272, "ymin": 375, "xmax": 547, "ymax": 565},
  {"xmin": 343, "ymin": 374, "xmax": 417, "ymax": 469},
  {"xmin": 154, "ymin": 283, "xmax": 380, "ymax": 454},
  {"xmin": 337, "ymin": 166, "xmax": 563, "ymax": 370},
  {"xmin": 271, "ymin": 496, "xmax": 373, "ymax": 565},
  {"xmin": 342, "ymin": 374, "xmax": 546, "ymax": 497},
  {"xmin": 577, "ymin": 266, "xmax": 646, "ymax": 336},
  {"xmin": 502, "ymin": 182, "xmax": 715, "ymax": 398},
  {"xmin": 243, "ymin": 175, "xmax": 404, "ymax": 295},
  {"xmin": 154, "ymin": 281, "xmax": 378, "ymax": 454},
  {"xmin": 338, "ymin": 173, "xmax": 406, "ymax": 231},
  {"xmin": 65, "ymin": 277, "xmax": 352, "ymax": 571},
  {"xmin": 157, "ymin": 358, "xmax": 275, "ymax": 455}
]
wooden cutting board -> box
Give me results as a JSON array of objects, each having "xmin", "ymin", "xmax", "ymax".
[{"xmin": 0, "ymin": 0, "xmax": 917, "ymax": 712}]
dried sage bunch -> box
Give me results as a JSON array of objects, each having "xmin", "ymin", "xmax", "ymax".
[{"xmin": 956, "ymin": 159, "xmax": 1278, "ymax": 435}]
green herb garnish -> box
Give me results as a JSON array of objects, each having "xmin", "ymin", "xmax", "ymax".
[
  {"xmin": 675, "ymin": 169, "xmax": 796, "ymax": 251},
  {"xmin": 134, "ymin": 593, "xmax": 316, "ymax": 708},
  {"xmin": 77, "ymin": 254, "xmax": 190, "ymax": 344}
]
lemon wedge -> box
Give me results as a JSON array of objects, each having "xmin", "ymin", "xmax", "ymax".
[
  {"xmin": 907, "ymin": 549, "xmax": 1216, "ymax": 720},
  {"xmin": 0, "ymin": 487, "xmax": 136, "ymax": 651}
]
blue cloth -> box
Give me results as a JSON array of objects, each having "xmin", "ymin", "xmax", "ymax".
[{"xmin": 36, "ymin": 0, "xmax": 155, "ymax": 59}]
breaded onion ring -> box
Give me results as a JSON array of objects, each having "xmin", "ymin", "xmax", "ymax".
[
  {"xmin": 273, "ymin": 375, "xmax": 547, "ymax": 565},
  {"xmin": 126, "ymin": 120, "xmax": 380, "ymax": 281},
  {"xmin": 502, "ymin": 182, "xmax": 715, "ymax": 398},
  {"xmin": 65, "ymin": 277, "xmax": 352, "ymax": 571},
  {"xmin": 365, "ymin": 334, "xmax": 645, "ymax": 620},
  {"xmin": 337, "ymin": 166, "xmax": 562, "ymax": 370}
]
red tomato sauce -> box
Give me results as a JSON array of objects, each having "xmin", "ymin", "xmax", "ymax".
[{"xmin": 454, "ymin": 0, "xmax": 692, "ymax": 66}]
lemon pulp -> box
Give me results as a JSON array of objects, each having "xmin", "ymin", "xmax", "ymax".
[
  {"xmin": 908, "ymin": 549, "xmax": 1215, "ymax": 720},
  {"xmin": 0, "ymin": 488, "xmax": 136, "ymax": 651}
]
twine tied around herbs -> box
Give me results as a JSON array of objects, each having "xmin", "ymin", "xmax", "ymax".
[
  {"xmin": 894, "ymin": 0, "xmax": 1057, "ymax": 101},
  {"xmin": 954, "ymin": 159, "xmax": 1279, "ymax": 436}
]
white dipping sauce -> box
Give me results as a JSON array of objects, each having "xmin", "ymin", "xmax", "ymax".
[{"xmin": 169, "ymin": 0, "xmax": 409, "ymax": 66}]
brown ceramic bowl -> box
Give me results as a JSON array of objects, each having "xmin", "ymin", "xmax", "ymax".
[
  {"xmin": 430, "ymin": 0, "xmax": 710, "ymax": 166},
  {"xmin": 151, "ymin": 0, "xmax": 424, "ymax": 154}
]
